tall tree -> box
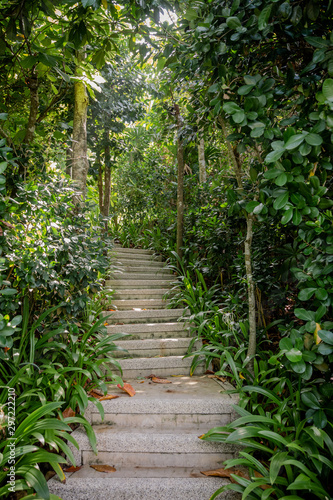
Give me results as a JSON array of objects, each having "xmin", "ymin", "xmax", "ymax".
[{"xmin": 72, "ymin": 49, "xmax": 89, "ymax": 197}]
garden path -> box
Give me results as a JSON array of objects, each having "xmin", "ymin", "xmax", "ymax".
[{"xmin": 50, "ymin": 246, "xmax": 239, "ymax": 499}]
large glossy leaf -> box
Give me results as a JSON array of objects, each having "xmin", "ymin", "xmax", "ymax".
[{"xmin": 273, "ymin": 192, "xmax": 289, "ymax": 210}]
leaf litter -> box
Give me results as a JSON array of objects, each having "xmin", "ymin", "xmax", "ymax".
[{"xmin": 90, "ymin": 465, "xmax": 117, "ymax": 473}]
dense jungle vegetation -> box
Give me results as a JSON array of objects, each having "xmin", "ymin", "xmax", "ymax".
[{"xmin": 0, "ymin": 0, "xmax": 333, "ymax": 498}]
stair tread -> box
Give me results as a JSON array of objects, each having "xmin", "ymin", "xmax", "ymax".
[
  {"xmin": 49, "ymin": 475, "xmax": 235, "ymax": 500},
  {"xmin": 71, "ymin": 425, "xmax": 238, "ymax": 453}
]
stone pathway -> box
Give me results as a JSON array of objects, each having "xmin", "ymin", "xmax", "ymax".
[{"xmin": 50, "ymin": 246, "xmax": 239, "ymax": 499}]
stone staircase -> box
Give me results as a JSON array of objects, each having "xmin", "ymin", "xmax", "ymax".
[{"xmin": 49, "ymin": 246, "xmax": 239, "ymax": 500}]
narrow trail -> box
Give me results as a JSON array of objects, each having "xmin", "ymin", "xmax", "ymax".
[{"xmin": 50, "ymin": 245, "xmax": 239, "ymax": 499}]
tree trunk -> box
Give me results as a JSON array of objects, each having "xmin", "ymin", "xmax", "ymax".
[
  {"xmin": 72, "ymin": 49, "xmax": 89, "ymax": 199},
  {"xmin": 65, "ymin": 145, "xmax": 72, "ymax": 177},
  {"xmin": 198, "ymin": 135, "xmax": 207, "ymax": 184},
  {"xmin": 103, "ymin": 129, "xmax": 111, "ymax": 217},
  {"xmin": 23, "ymin": 69, "xmax": 39, "ymax": 144},
  {"xmin": 219, "ymin": 114, "xmax": 256, "ymax": 372},
  {"xmin": 244, "ymin": 213, "xmax": 257, "ymax": 365},
  {"xmin": 175, "ymin": 104, "xmax": 184, "ymax": 261},
  {"xmin": 97, "ymin": 156, "xmax": 103, "ymax": 213}
]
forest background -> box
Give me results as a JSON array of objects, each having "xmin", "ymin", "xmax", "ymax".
[{"xmin": 0, "ymin": 0, "xmax": 333, "ymax": 499}]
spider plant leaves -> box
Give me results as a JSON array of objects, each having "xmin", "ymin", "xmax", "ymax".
[{"xmin": 269, "ymin": 452, "xmax": 289, "ymax": 484}]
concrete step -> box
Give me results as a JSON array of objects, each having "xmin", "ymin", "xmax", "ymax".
[
  {"xmin": 49, "ymin": 471, "xmax": 236, "ymax": 500},
  {"xmin": 113, "ymin": 247, "xmax": 154, "ymax": 255},
  {"xmin": 113, "ymin": 253, "xmax": 162, "ymax": 262},
  {"xmin": 113, "ymin": 338, "xmax": 200, "ymax": 358},
  {"xmin": 105, "ymin": 279, "xmax": 175, "ymax": 289},
  {"xmin": 68, "ymin": 426, "xmax": 238, "ymax": 467},
  {"xmin": 106, "ymin": 322, "xmax": 190, "ymax": 340},
  {"xmin": 103, "ymin": 309, "xmax": 187, "ymax": 324},
  {"xmin": 111, "ymin": 299, "xmax": 170, "ymax": 310},
  {"xmin": 112, "ymin": 266, "xmax": 172, "ymax": 275},
  {"xmin": 113, "ymin": 258, "xmax": 165, "ymax": 268},
  {"xmin": 85, "ymin": 376, "xmax": 238, "ymax": 429},
  {"xmin": 112, "ymin": 289, "xmax": 170, "ymax": 300},
  {"xmin": 112, "ymin": 355, "xmax": 205, "ymax": 378},
  {"xmin": 109, "ymin": 273, "xmax": 174, "ymax": 281}
]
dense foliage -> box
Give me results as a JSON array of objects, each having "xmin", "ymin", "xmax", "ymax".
[{"xmin": 1, "ymin": 0, "xmax": 333, "ymax": 498}]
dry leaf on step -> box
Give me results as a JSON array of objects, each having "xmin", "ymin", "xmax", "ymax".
[
  {"xmin": 99, "ymin": 395, "xmax": 120, "ymax": 401},
  {"xmin": 89, "ymin": 388, "xmax": 104, "ymax": 397},
  {"xmin": 151, "ymin": 377, "xmax": 172, "ymax": 384},
  {"xmin": 62, "ymin": 407, "xmax": 75, "ymax": 418},
  {"xmin": 89, "ymin": 390, "xmax": 104, "ymax": 399},
  {"xmin": 207, "ymin": 375, "xmax": 227, "ymax": 382},
  {"xmin": 63, "ymin": 466, "xmax": 82, "ymax": 473},
  {"xmin": 90, "ymin": 465, "xmax": 116, "ymax": 473},
  {"xmin": 117, "ymin": 382, "xmax": 136, "ymax": 396},
  {"xmin": 201, "ymin": 468, "xmax": 247, "ymax": 481}
]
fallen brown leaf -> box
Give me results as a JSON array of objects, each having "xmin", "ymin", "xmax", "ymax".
[
  {"xmin": 90, "ymin": 465, "xmax": 116, "ymax": 473},
  {"xmin": 207, "ymin": 375, "xmax": 227, "ymax": 382},
  {"xmin": 201, "ymin": 468, "xmax": 271, "ymax": 489},
  {"xmin": 98, "ymin": 395, "xmax": 120, "ymax": 401},
  {"xmin": 145, "ymin": 374, "xmax": 156, "ymax": 379},
  {"xmin": 138, "ymin": 381, "xmax": 145, "ymax": 384},
  {"xmin": 201, "ymin": 467, "xmax": 247, "ymax": 481},
  {"xmin": 63, "ymin": 466, "xmax": 82, "ymax": 473},
  {"xmin": 151, "ymin": 377, "xmax": 172, "ymax": 384},
  {"xmin": 204, "ymin": 370, "xmax": 215, "ymax": 375},
  {"xmin": 62, "ymin": 407, "xmax": 75, "ymax": 419},
  {"xmin": 89, "ymin": 391, "xmax": 104, "ymax": 399},
  {"xmin": 89, "ymin": 388, "xmax": 104, "ymax": 397},
  {"xmin": 117, "ymin": 382, "xmax": 136, "ymax": 397}
]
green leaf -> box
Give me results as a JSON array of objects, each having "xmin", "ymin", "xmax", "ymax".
[
  {"xmin": 21, "ymin": 56, "xmax": 38, "ymax": 69},
  {"xmin": 0, "ymin": 289, "xmax": 18, "ymax": 296},
  {"xmin": 286, "ymin": 348, "xmax": 303, "ymax": 362},
  {"xmin": 253, "ymin": 203, "xmax": 264, "ymax": 214},
  {"xmin": 280, "ymin": 337, "xmax": 293, "ymax": 350},
  {"xmin": 264, "ymin": 167, "xmax": 283, "ymax": 179},
  {"xmin": 298, "ymin": 288, "xmax": 316, "ymax": 301},
  {"xmin": 305, "ymin": 37, "xmax": 331, "ymax": 49},
  {"xmin": 238, "ymin": 85, "xmax": 254, "ymax": 95},
  {"xmin": 270, "ymin": 452, "xmax": 289, "ymax": 484},
  {"xmin": 208, "ymin": 83, "xmax": 219, "ymax": 93},
  {"xmin": 315, "ymin": 289, "xmax": 328, "ymax": 300},
  {"xmin": 265, "ymin": 149, "xmax": 284, "ymax": 163},
  {"xmin": 258, "ymin": 5, "xmax": 272, "ymax": 30},
  {"xmin": 245, "ymin": 201, "xmax": 259, "ymax": 213},
  {"xmin": 305, "ymin": 133, "xmax": 323, "ymax": 146},
  {"xmin": 226, "ymin": 16, "xmax": 242, "ymax": 29},
  {"xmin": 301, "ymin": 392, "xmax": 320, "ymax": 409},
  {"xmin": 294, "ymin": 308, "xmax": 315, "ymax": 321},
  {"xmin": 292, "ymin": 208, "xmax": 302, "ymax": 225},
  {"xmin": 284, "ymin": 134, "xmax": 305, "ymax": 150},
  {"xmin": 273, "ymin": 192, "xmax": 289, "ymax": 210},
  {"xmin": 291, "ymin": 359, "xmax": 306, "ymax": 373},
  {"xmin": 281, "ymin": 208, "xmax": 293, "ymax": 224},
  {"xmin": 223, "ymin": 102, "xmax": 240, "ymax": 114},
  {"xmin": 275, "ymin": 172, "xmax": 288, "ymax": 186},
  {"xmin": 232, "ymin": 111, "xmax": 245, "ymax": 123},
  {"xmin": 157, "ymin": 57, "xmax": 166, "ymax": 71},
  {"xmin": 258, "ymin": 430, "xmax": 289, "ymax": 447},
  {"xmin": 318, "ymin": 330, "xmax": 333, "ymax": 345},
  {"xmin": 39, "ymin": 53, "xmax": 58, "ymax": 67},
  {"xmin": 322, "ymin": 79, "xmax": 333, "ymax": 102}
]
